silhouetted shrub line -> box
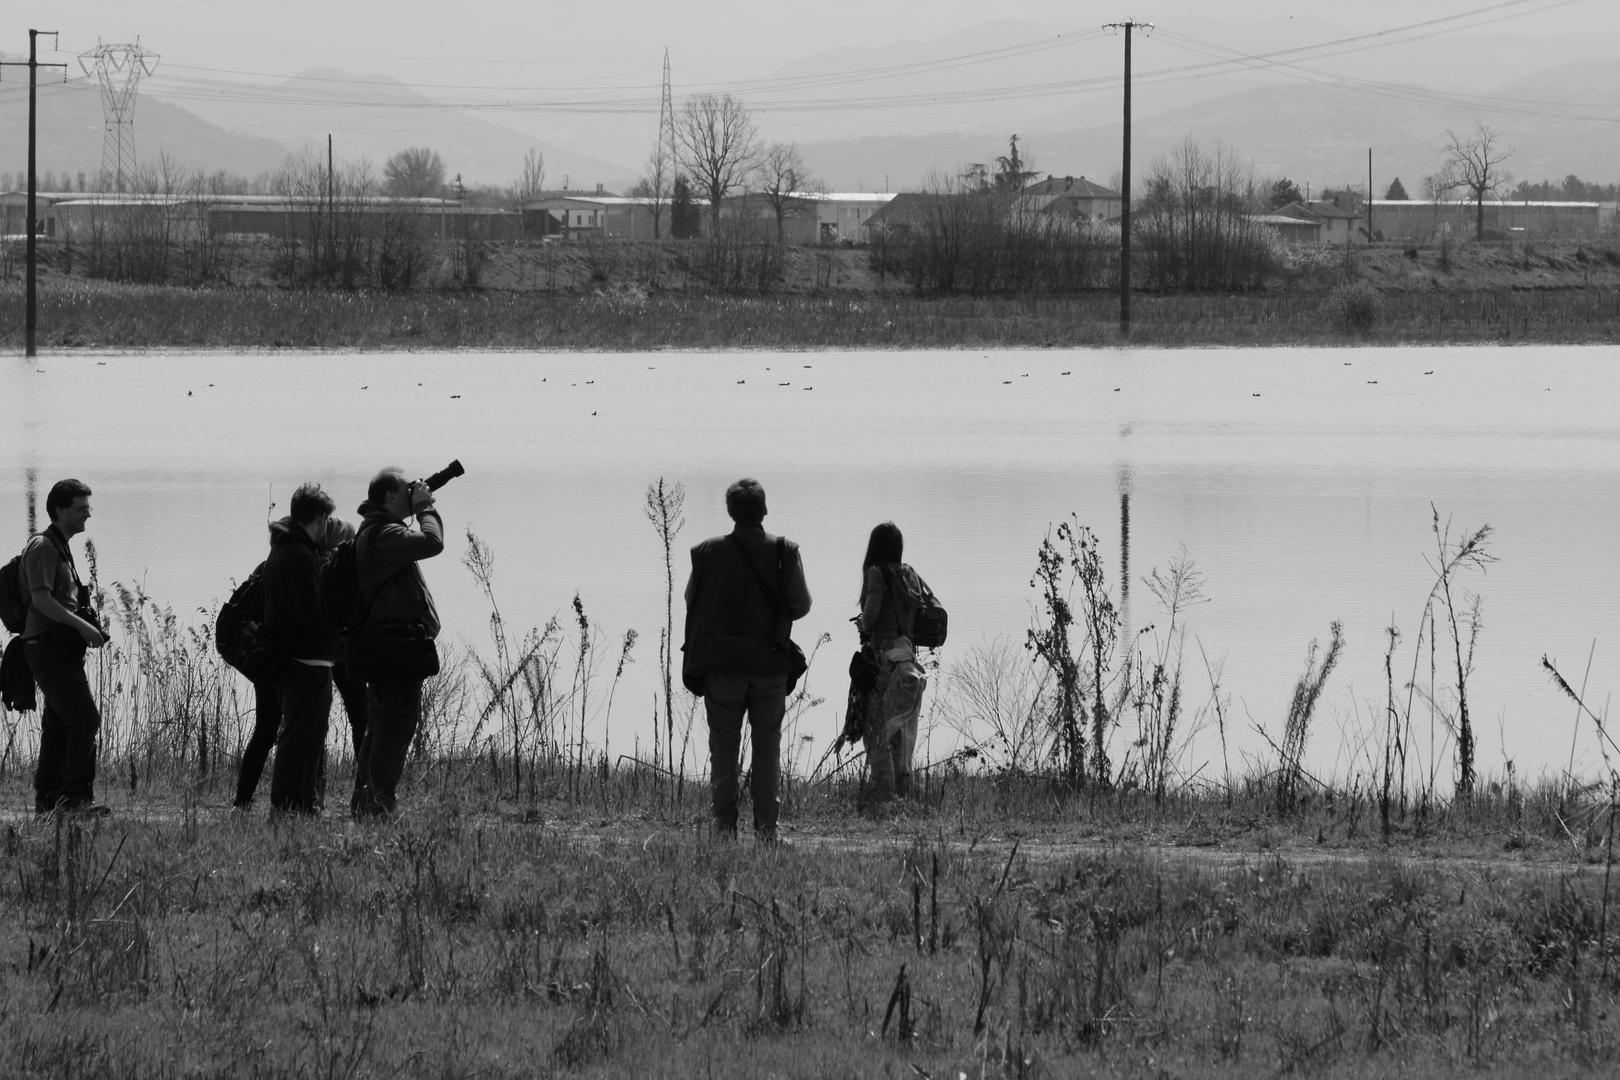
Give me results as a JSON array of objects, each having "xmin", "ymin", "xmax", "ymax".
[{"xmin": 7, "ymin": 281, "xmax": 1620, "ymax": 350}]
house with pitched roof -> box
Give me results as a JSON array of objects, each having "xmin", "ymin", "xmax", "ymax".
[{"xmin": 1019, "ymin": 175, "xmax": 1123, "ymax": 222}]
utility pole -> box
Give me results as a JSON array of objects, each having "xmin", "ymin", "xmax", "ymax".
[
  {"xmin": 1367, "ymin": 148, "xmax": 1374, "ymax": 243},
  {"xmin": 327, "ymin": 134, "xmax": 336, "ymax": 279},
  {"xmin": 1104, "ymin": 18, "xmax": 1152, "ymax": 338},
  {"xmin": 2, "ymin": 31, "xmax": 68, "ymax": 359}
]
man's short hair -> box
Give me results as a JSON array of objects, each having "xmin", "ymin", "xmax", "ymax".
[
  {"xmin": 289, "ymin": 482, "xmax": 336, "ymax": 525},
  {"xmin": 45, "ymin": 479, "xmax": 92, "ymax": 523},
  {"xmin": 725, "ymin": 478, "xmax": 767, "ymax": 525},
  {"xmin": 367, "ymin": 467, "xmax": 408, "ymax": 508}
]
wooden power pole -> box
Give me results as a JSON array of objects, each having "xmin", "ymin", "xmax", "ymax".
[
  {"xmin": 2, "ymin": 31, "xmax": 67, "ymax": 358},
  {"xmin": 1104, "ymin": 19, "xmax": 1152, "ymax": 338}
]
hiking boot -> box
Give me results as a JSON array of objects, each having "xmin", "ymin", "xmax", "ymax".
[{"xmin": 60, "ymin": 801, "xmax": 113, "ymax": 818}]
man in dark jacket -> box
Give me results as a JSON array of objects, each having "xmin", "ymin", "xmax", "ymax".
[
  {"xmin": 683, "ymin": 478, "xmax": 811, "ymax": 842},
  {"xmin": 262, "ymin": 482, "xmax": 340, "ymax": 815},
  {"xmin": 352, "ymin": 467, "xmax": 443, "ymax": 818}
]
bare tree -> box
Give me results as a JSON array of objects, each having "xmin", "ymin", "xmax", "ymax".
[
  {"xmin": 384, "ymin": 146, "xmax": 447, "ymax": 198},
  {"xmin": 673, "ymin": 93, "xmax": 761, "ymax": 232},
  {"xmin": 508, "ymin": 147, "xmax": 546, "ymax": 236},
  {"xmin": 629, "ymin": 143, "xmax": 671, "ymax": 239},
  {"xmin": 756, "ymin": 142, "xmax": 819, "ymax": 242},
  {"xmin": 1434, "ymin": 123, "xmax": 1514, "ymax": 241}
]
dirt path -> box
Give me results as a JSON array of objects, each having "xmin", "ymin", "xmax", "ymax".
[{"xmin": 4, "ymin": 800, "xmax": 1607, "ymax": 879}]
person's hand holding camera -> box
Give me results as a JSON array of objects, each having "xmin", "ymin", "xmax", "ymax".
[
  {"xmin": 78, "ymin": 619, "xmax": 107, "ymax": 649},
  {"xmin": 409, "ymin": 480, "xmax": 436, "ymax": 515}
]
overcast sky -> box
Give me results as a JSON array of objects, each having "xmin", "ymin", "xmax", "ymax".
[
  {"xmin": 9, "ymin": 0, "xmax": 1611, "ymax": 91},
  {"xmin": 5, "ymin": 0, "xmax": 1614, "ymax": 184}
]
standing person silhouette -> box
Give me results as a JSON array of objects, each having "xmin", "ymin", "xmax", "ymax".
[
  {"xmin": 682, "ymin": 478, "xmax": 811, "ymax": 843},
  {"xmin": 854, "ymin": 522, "xmax": 930, "ymax": 814}
]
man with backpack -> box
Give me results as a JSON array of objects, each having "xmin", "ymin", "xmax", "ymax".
[
  {"xmin": 261, "ymin": 482, "xmax": 343, "ymax": 815},
  {"xmin": 682, "ymin": 479, "xmax": 811, "ymax": 844},
  {"xmin": 228, "ymin": 514, "xmax": 368, "ymax": 811},
  {"xmin": 19, "ymin": 479, "xmax": 109, "ymax": 816},
  {"xmin": 350, "ymin": 467, "xmax": 444, "ymax": 818}
]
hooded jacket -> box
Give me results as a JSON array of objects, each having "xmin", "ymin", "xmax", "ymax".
[{"xmin": 263, "ymin": 516, "xmax": 340, "ymax": 663}]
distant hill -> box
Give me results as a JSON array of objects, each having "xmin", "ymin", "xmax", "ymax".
[
  {"xmin": 0, "ymin": 77, "xmax": 290, "ymax": 186},
  {"xmin": 801, "ymin": 71, "xmax": 1620, "ymax": 195},
  {"xmin": 145, "ymin": 68, "xmax": 638, "ymax": 191}
]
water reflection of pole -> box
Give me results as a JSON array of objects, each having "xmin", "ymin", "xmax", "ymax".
[
  {"xmin": 26, "ymin": 467, "xmax": 37, "ymax": 539},
  {"xmin": 1117, "ymin": 460, "xmax": 1132, "ymax": 649}
]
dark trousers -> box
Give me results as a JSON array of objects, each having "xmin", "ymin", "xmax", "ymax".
[
  {"xmin": 703, "ymin": 670, "xmax": 785, "ymax": 835},
  {"xmin": 27, "ymin": 637, "xmax": 101, "ymax": 811},
  {"xmin": 236, "ymin": 660, "xmax": 367, "ymax": 808},
  {"xmin": 269, "ymin": 662, "xmax": 332, "ymax": 815},
  {"xmin": 354, "ymin": 678, "xmax": 422, "ymax": 816},
  {"xmin": 235, "ymin": 680, "xmax": 281, "ymax": 807}
]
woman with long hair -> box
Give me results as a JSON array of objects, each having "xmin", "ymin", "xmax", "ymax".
[{"xmin": 855, "ymin": 521, "xmax": 931, "ymax": 811}]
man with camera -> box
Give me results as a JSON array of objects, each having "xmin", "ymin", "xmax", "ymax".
[
  {"xmin": 20, "ymin": 479, "xmax": 109, "ymax": 816},
  {"xmin": 351, "ymin": 466, "xmax": 447, "ymax": 818},
  {"xmin": 682, "ymin": 478, "xmax": 811, "ymax": 844},
  {"xmin": 261, "ymin": 482, "xmax": 341, "ymax": 816}
]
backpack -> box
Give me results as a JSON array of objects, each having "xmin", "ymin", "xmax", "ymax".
[
  {"xmin": 0, "ymin": 553, "xmax": 26, "ymax": 635},
  {"xmin": 318, "ymin": 522, "xmax": 382, "ymax": 634},
  {"xmin": 2, "ymin": 532, "xmax": 71, "ymax": 636},
  {"xmin": 883, "ymin": 564, "xmax": 948, "ymax": 649},
  {"xmin": 215, "ymin": 562, "xmax": 267, "ymax": 674}
]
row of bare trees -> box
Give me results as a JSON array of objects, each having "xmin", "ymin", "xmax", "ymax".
[{"xmin": 628, "ymin": 93, "xmax": 821, "ymax": 241}]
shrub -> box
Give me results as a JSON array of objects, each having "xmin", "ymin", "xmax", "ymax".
[{"xmin": 1324, "ymin": 280, "xmax": 1383, "ymax": 334}]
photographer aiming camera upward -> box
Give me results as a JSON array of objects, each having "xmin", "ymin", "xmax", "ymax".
[{"xmin": 350, "ymin": 465, "xmax": 450, "ymax": 817}]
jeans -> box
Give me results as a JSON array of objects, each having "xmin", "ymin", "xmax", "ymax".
[
  {"xmin": 703, "ymin": 670, "xmax": 786, "ymax": 835},
  {"xmin": 863, "ymin": 638, "xmax": 927, "ymax": 807},
  {"xmin": 26, "ymin": 636, "xmax": 101, "ymax": 811},
  {"xmin": 269, "ymin": 662, "xmax": 332, "ymax": 815},
  {"xmin": 354, "ymin": 678, "xmax": 422, "ymax": 816}
]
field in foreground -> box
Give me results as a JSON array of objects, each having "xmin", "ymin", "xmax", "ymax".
[{"xmin": 2, "ymin": 763, "xmax": 1617, "ymax": 1080}]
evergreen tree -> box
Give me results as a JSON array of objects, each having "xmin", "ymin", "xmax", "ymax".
[
  {"xmin": 1269, "ymin": 177, "xmax": 1303, "ymax": 209},
  {"xmin": 670, "ymin": 175, "xmax": 702, "ymax": 239},
  {"xmin": 1385, "ymin": 177, "xmax": 1409, "ymax": 200}
]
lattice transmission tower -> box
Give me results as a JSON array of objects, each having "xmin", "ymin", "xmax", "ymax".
[
  {"xmin": 78, "ymin": 40, "xmax": 159, "ymax": 192},
  {"xmin": 659, "ymin": 48, "xmax": 676, "ymax": 187}
]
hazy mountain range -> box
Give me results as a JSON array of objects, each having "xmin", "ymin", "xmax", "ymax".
[{"xmin": 3, "ymin": 17, "xmax": 1616, "ymax": 196}]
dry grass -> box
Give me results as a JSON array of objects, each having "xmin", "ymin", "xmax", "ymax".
[
  {"xmin": 0, "ymin": 766, "xmax": 1616, "ymax": 1079},
  {"xmin": 5, "ymin": 278, "xmax": 1620, "ymax": 352}
]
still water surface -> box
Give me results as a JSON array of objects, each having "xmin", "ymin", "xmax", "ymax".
[{"xmin": 5, "ymin": 347, "xmax": 1618, "ymax": 779}]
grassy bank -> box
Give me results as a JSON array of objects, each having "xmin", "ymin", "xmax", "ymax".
[
  {"xmin": 3, "ymin": 539, "xmax": 1617, "ymax": 1076},
  {"xmin": 5, "ymin": 279, "xmax": 1620, "ymax": 351},
  {"xmin": 1, "ymin": 767, "xmax": 1617, "ymax": 1079}
]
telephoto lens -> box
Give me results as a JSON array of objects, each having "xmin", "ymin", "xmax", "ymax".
[{"xmin": 422, "ymin": 460, "xmax": 465, "ymax": 492}]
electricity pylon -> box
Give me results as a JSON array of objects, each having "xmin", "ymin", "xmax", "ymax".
[
  {"xmin": 78, "ymin": 40, "xmax": 159, "ymax": 193},
  {"xmin": 659, "ymin": 48, "xmax": 676, "ymax": 184}
]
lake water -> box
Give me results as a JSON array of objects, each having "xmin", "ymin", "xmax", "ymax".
[{"xmin": 5, "ymin": 346, "xmax": 1618, "ymax": 782}]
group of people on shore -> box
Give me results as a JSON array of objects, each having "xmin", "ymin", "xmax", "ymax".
[{"xmin": 5, "ymin": 475, "xmax": 936, "ymax": 840}]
